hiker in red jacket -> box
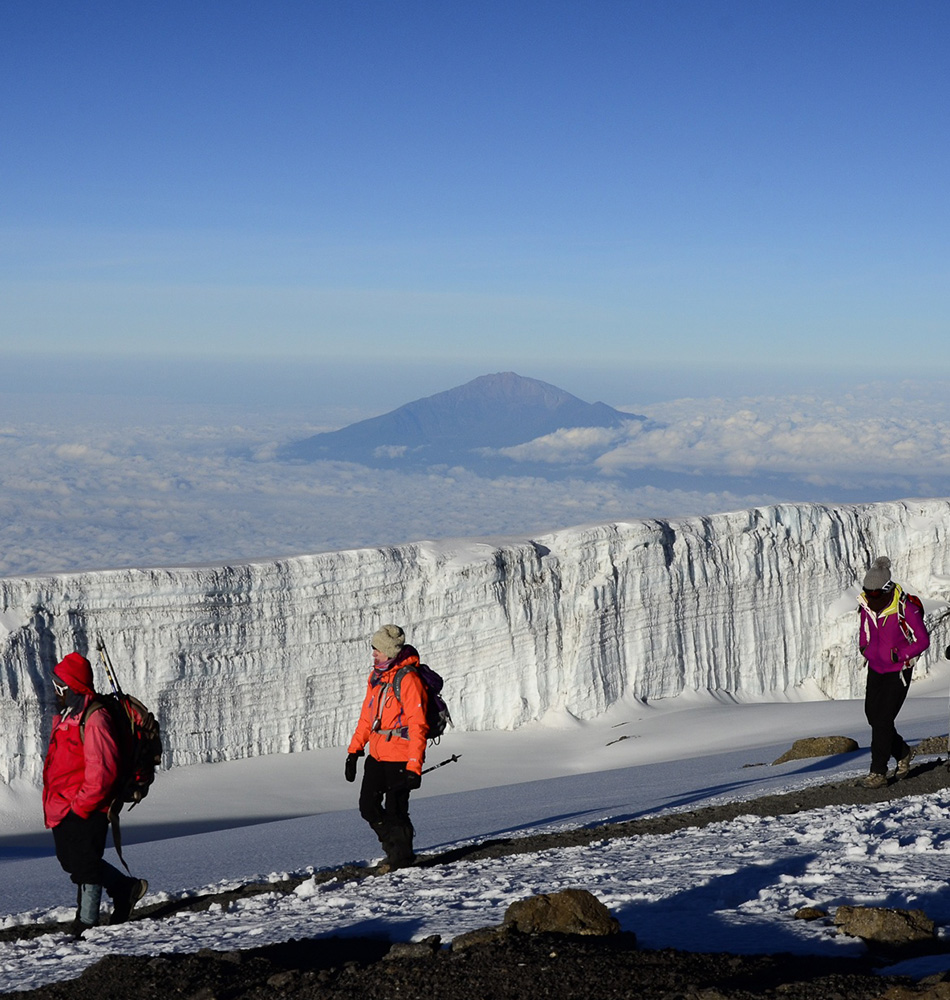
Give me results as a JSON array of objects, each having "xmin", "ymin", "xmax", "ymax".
[
  {"xmin": 43, "ymin": 652, "xmax": 148, "ymax": 934},
  {"xmin": 345, "ymin": 624, "xmax": 428, "ymax": 872},
  {"xmin": 858, "ymin": 557, "xmax": 930, "ymax": 789}
]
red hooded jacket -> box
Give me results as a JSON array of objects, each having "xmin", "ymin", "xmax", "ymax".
[{"xmin": 42, "ymin": 653, "xmax": 122, "ymax": 828}]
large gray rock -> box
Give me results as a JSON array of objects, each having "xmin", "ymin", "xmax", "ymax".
[
  {"xmin": 834, "ymin": 905, "xmax": 935, "ymax": 944},
  {"xmin": 503, "ymin": 889, "xmax": 620, "ymax": 936},
  {"xmin": 450, "ymin": 925, "xmax": 512, "ymax": 952},
  {"xmin": 772, "ymin": 736, "xmax": 859, "ymax": 765},
  {"xmin": 384, "ymin": 935, "xmax": 442, "ymax": 960},
  {"xmin": 912, "ymin": 735, "xmax": 948, "ymax": 757}
]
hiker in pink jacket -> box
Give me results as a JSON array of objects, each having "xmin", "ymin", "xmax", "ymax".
[{"xmin": 857, "ymin": 556, "xmax": 930, "ymax": 788}]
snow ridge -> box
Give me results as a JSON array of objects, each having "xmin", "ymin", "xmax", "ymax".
[{"xmin": 2, "ymin": 499, "xmax": 949, "ymax": 786}]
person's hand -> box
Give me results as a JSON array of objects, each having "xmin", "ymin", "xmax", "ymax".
[
  {"xmin": 405, "ymin": 769, "xmax": 422, "ymax": 790},
  {"xmin": 344, "ymin": 752, "xmax": 362, "ymax": 782}
]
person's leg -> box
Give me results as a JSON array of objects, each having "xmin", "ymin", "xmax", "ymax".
[
  {"xmin": 865, "ymin": 670, "xmax": 911, "ymax": 776},
  {"xmin": 359, "ymin": 755, "xmax": 394, "ymax": 856},
  {"xmin": 358, "ymin": 755, "xmax": 387, "ymax": 826},
  {"xmin": 381, "ymin": 764, "xmax": 415, "ymax": 868},
  {"xmin": 52, "ymin": 811, "xmax": 109, "ymax": 929},
  {"xmin": 865, "ymin": 670, "xmax": 893, "ymax": 776},
  {"xmin": 77, "ymin": 883, "xmax": 102, "ymax": 926},
  {"xmin": 887, "ymin": 669, "xmax": 912, "ymax": 767}
]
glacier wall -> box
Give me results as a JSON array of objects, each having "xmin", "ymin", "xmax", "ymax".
[{"xmin": 3, "ymin": 499, "xmax": 950, "ymax": 787}]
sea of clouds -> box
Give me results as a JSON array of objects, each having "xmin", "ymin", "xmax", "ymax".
[
  {"xmin": 3, "ymin": 360, "xmax": 949, "ymax": 578},
  {"xmin": 502, "ymin": 385, "xmax": 950, "ymax": 491}
]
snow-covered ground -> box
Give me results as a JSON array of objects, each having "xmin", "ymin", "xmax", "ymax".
[{"xmin": 4, "ymin": 664, "xmax": 950, "ymax": 992}]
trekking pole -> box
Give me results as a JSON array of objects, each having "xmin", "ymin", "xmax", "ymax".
[
  {"xmin": 944, "ymin": 630, "xmax": 950, "ymax": 769},
  {"xmin": 96, "ymin": 635, "xmax": 125, "ymax": 698},
  {"xmin": 94, "ymin": 636, "xmax": 135, "ymax": 867},
  {"xmin": 932, "ymin": 607, "xmax": 950, "ymax": 769},
  {"xmin": 96, "ymin": 636, "xmax": 136, "ymax": 736},
  {"xmin": 422, "ymin": 753, "xmax": 461, "ymax": 775}
]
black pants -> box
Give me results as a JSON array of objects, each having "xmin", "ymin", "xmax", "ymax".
[
  {"xmin": 864, "ymin": 668, "xmax": 912, "ymax": 775},
  {"xmin": 51, "ymin": 811, "xmax": 128, "ymax": 894},
  {"xmin": 358, "ymin": 755, "xmax": 414, "ymax": 865}
]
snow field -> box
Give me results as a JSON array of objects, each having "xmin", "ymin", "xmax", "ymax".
[{"xmin": 5, "ymin": 784, "xmax": 950, "ymax": 992}]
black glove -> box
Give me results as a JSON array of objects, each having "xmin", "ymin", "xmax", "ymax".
[
  {"xmin": 404, "ymin": 769, "xmax": 422, "ymax": 791},
  {"xmin": 344, "ymin": 751, "xmax": 362, "ymax": 783}
]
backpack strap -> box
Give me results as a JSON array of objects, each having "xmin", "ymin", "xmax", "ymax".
[
  {"xmin": 374, "ymin": 666, "xmax": 412, "ymax": 741},
  {"xmin": 108, "ymin": 803, "xmax": 131, "ymax": 874},
  {"xmin": 391, "ymin": 664, "xmax": 413, "ymax": 704},
  {"xmin": 78, "ymin": 699, "xmax": 106, "ymax": 742}
]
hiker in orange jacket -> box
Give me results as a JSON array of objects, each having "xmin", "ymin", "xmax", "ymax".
[
  {"xmin": 345, "ymin": 624, "xmax": 428, "ymax": 871},
  {"xmin": 43, "ymin": 652, "xmax": 148, "ymax": 934}
]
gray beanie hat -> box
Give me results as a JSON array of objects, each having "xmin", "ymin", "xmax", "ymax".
[
  {"xmin": 863, "ymin": 556, "xmax": 892, "ymax": 591},
  {"xmin": 372, "ymin": 623, "xmax": 405, "ymax": 660}
]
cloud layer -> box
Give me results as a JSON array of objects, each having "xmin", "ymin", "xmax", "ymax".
[
  {"xmin": 500, "ymin": 382, "xmax": 950, "ymax": 493},
  {"xmin": 2, "ymin": 379, "xmax": 948, "ymax": 578}
]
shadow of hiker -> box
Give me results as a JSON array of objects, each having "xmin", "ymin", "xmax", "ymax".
[{"xmin": 611, "ymin": 853, "xmax": 843, "ymax": 957}]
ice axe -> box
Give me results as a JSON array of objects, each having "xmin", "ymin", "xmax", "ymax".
[{"xmin": 422, "ymin": 753, "xmax": 461, "ymax": 775}]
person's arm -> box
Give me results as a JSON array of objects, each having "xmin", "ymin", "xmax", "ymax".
[
  {"xmin": 72, "ymin": 709, "xmax": 121, "ymax": 817},
  {"xmin": 398, "ymin": 671, "xmax": 429, "ymax": 775},
  {"xmin": 347, "ymin": 682, "xmax": 374, "ymax": 754}
]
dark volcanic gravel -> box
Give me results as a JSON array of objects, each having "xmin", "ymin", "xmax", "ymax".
[{"xmin": 7, "ymin": 754, "xmax": 950, "ymax": 1000}]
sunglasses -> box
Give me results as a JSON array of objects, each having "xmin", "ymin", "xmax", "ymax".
[{"xmin": 52, "ymin": 677, "xmax": 69, "ymax": 697}]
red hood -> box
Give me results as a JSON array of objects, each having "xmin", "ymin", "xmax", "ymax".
[{"xmin": 53, "ymin": 652, "xmax": 94, "ymax": 696}]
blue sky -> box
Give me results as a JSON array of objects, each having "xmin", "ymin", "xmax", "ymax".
[
  {"xmin": 3, "ymin": 0, "xmax": 948, "ymax": 383},
  {"xmin": 3, "ymin": 1, "xmax": 950, "ymax": 577}
]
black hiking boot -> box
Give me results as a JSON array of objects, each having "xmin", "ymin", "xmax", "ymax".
[
  {"xmin": 110, "ymin": 878, "xmax": 148, "ymax": 924},
  {"xmin": 385, "ymin": 823, "xmax": 416, "ymax": 870}
]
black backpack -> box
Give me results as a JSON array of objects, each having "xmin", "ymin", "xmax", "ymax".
[
  {"xmin": 392, "ymin": 662, "xmax": 452, "ymax": 742},
  {"xmin": 81, "ymin": 692, "xmax": 163, "ymax": 807}
]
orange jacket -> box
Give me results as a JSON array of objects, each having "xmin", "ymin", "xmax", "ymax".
[{"xmin": 348, "ymin": 646, "xmax": 428, "ymax": 775}]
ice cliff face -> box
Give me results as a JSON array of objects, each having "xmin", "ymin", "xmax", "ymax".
[{"xmin": 3, "ymin": 499, "xmax": 949, "ymax": 786}]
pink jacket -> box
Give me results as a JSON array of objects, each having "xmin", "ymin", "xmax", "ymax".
[{"xmin": 858, "ymin": 585, "xmax": 930, "ymax": 675}]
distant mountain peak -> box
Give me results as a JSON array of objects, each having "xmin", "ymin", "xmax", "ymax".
[{"xmin": 282, "ymin": 372, "xmax": 644, "ymax": 467}]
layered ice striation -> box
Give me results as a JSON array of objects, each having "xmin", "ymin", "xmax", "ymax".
[{"xmin": 3, "ymin": 500, "xmax": 950, "ymax": 786}]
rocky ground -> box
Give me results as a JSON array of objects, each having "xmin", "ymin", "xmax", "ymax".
[{"xmin": 7, "ymin": 751, "xmax": 950, "ymax": 1000}]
